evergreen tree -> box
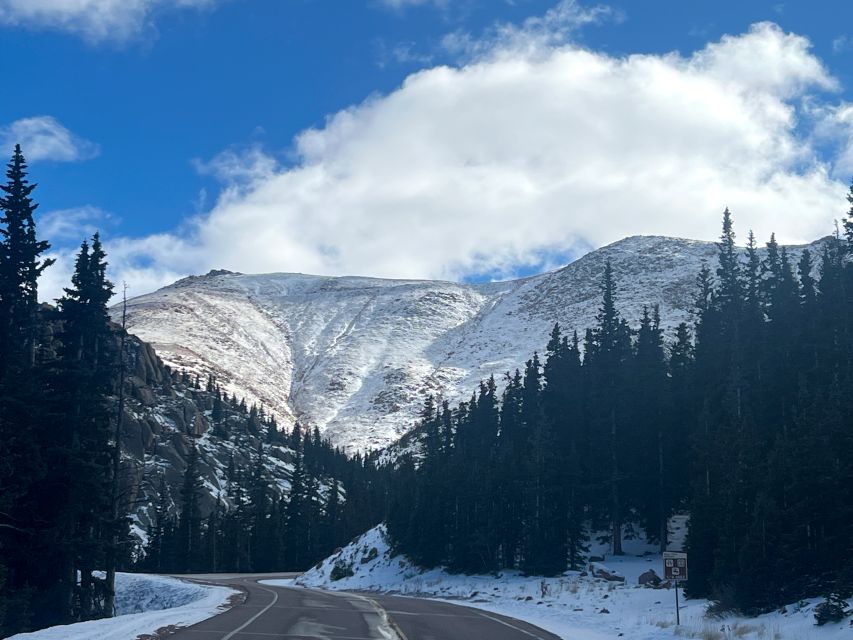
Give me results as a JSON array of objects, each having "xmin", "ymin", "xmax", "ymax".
[
  {"xmin": 53, "ymin": 233, "xmax": 116, "ymax": 621},
  {"xmin": 177, "ymin": 441, "xmax": 203, "ymax": 572},
  {"xmin": 0, "ymin": 144, "xmax": 54, "ymax": 367},
  {"xmin": 586, "ymin": 260, "xmax": 632, "ymax": 555}
]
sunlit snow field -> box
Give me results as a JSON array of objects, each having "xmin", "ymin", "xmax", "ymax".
[{"xmin": 267, "ymin": 525, "xmax": 851, "ymax": 640}]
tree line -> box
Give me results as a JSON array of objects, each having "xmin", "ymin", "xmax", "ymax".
[
  {"xmin": 0, "ymin": 146, "xmax": 388, "ymax": 637},
  {"xmin": 387, "ymin": 206, "xmax": 853, "ymax": 614},
  {"xmin": 0, "ymin": 145, "xmax": 123, "ymax": 634},
  {"xmin": 135, "ymin": 394, "xmax": 387, "ymax": 576}
]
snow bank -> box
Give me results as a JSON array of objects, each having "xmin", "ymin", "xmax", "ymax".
[
  {"xmin": 9, "ymin": 573, "xmax": 236, "ymax": 640},
  {"xmin": 276, "ymin": 525, "xmax": 852, "ymax": 640}
]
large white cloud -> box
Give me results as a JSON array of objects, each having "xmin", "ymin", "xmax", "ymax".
[
  {"xmin": 0, "ymin": 0, "xmax": 223, "ymax": 44},
  {"xmin": 39, "ymin": 15, "xmax": 853, "ymax": 300}
]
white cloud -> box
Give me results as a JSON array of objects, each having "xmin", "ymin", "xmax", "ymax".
[
  {"xmin": 376, "ymin": 40, "xmax": 436, "ymax": 69},
  {"xmin": 809, "ymin": 100, "xmax": 853, "ymax": 179},
  {"xmin": 832, "ymin": 34, "xmax": 850, "ymax": 54},
  {"xmin": 378, "ymin": 0, "xmax": 448, "ymax": 9},
  {"xmin": 0, "ymin": 116, "xmax": 99, "ymax": 163},
  {"xmin": 0, "ymin": 0, "xmax": 224, "ymax": 44},
  {"xmin": 192, "ymin": 145, "xmax": 279, "ymax": 188},
  {"xmin": 38, "ymin": 205, "xmax": 112, "ymax": 242},
  {"xmin": 39, "ymin": 248, "xmax": 77, "ymax": 303},
  {"xmin": 442, "ymin": 0, "xmax": 617, "ymax": 59},
  {"xmin": 39, "ymin": 15, "xmax": 853, "ymax": 300}
]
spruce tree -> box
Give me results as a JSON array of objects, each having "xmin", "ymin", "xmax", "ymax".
[
  {"xmin": 53, "ymin": 233, "xmax": 116, "ymax": 621},
  {"xmin": 587, "ymin": 260, "xmax": 631, "ymax": 555},
  {"xmin": 177, "ymin": 441, "xmax": 203, "ymax": 572},
  {"xmin": 0, "ymin": 144, "xmax": 54, "ymax": 367}
]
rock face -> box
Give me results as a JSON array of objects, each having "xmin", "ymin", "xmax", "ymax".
[
  {"xmin": 117, "ymin": 235, "xmax": 826, "ymax": 453},
  {"xmin": 117, "ymin": 334, "xmax": 302, "ymax": 549}
]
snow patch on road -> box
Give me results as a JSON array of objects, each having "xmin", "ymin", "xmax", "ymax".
[
  {"xmin": 268, "ymin": 525, "xmax": 851, "ymax": 640},
  {"xmin": 8, "ymin": 573, "xmax": 236, "ymax": 640}
]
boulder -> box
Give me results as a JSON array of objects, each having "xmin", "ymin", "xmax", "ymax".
[
  {"xmin": 639, "ymin": 569, "xmax": 662, "ymax": 587},
  {"xmin": 591, "ymin": 565, "xmax": 625, "ymax": 583}
]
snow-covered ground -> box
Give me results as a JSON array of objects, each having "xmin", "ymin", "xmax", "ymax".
[
  {"xmin": 267, "ymin": 525, "xmax": 851, "ymax": 640},
  {"xmin": 8, "ymin": 573, "xmax": 236, "ymax": 640}
]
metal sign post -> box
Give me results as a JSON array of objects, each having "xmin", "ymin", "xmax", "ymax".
[{"xmin": 663, "ymin": 551, "xmax": 688, "ymax": 625}]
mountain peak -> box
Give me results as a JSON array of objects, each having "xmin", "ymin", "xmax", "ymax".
[{"xmin": 119, "ymin": 235, "xmax": 824, "ymax": 452}]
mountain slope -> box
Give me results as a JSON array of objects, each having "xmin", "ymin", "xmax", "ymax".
[{"xmin": 119, "ymin": 235, "xmax": 822, "ymax": 452}]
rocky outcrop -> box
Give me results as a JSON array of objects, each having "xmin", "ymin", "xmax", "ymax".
[{"xmin": 116, "ymin": 334, "xmax": 302, "ymax": 553}]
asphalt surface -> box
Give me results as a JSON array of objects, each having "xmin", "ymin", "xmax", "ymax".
[{"xmin": 167, "ymin": 574, "xmax": 563, "ymax": 640}]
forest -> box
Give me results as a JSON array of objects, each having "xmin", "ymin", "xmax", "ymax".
[
  {"xmin": 0, "ymin": 146, "xmax": 387, "ymax": 637},
  {"xmin": 133, "ymin": 396, "xmax": 387, "ymax": 577},
  {"xmin": 386, "ymin": 208, "xmax": 853, "ymax": 614},
  {"xmin": 2, "ymin": 140, "xmax": 853, "ymax": 636}
]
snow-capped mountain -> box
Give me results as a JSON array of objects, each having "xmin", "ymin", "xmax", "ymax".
[{"xmin": 119, "ymin": 235, "xmax": 823, "ymax": 453}]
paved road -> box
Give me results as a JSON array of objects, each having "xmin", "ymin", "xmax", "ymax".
[{"xmin": 168, "ymin": 574, "xmax": 562, "ymax": 640}]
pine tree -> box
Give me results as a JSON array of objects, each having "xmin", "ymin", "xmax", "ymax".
[
  {"xmin": 587, "ymin": 260, "xmax": 632, "ymax": 555},
  {"xmin": 144, "ymin": 475, "xmax": 172, "ymax": 572},
  {"xmin": 0, "ymin": 145, "xmax": 54, "ymax": 367},
  {"xmin": 0, "ymin": 146, "xmax": 56, "ymax": 633},
  {"xmin": 52, "ymin": 233, "xmax": 116, "ymax": 621},
  {"xmin": 633, "ymin": 305, "xmax": 670, "ymax": 551},
  {"xmin": 716, "ymin": 208, "xmax": 742, "ymax": 313},
  {"xmin": 248, "ymin": 443, "xmax": 271, "ymax": 570},
  {"xmin": 177, "ymin": 441, "xmax": 203, "ymax": 572},
  {"xmin": 497, "ymin": 369, "xmax": 524, "ymax": 568},
  {"xmin": 284, "ymin": 444, "xmax": 309, "ymax": 569},
  {"xmin": 844, "ymin": 177, "xmax": 853, "ymax": 246}
]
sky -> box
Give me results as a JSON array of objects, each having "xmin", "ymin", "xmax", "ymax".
[{"xmin": 3, "ymin": 0, "xmax": 853, "ymax": 300}]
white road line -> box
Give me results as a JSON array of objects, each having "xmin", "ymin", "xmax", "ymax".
[
  {"xmin": 383, "ymin": 609, "xmax": 481, "ymax": 618},
  {"xmin": 474, "ymin": 610, "xmax": 550, "ymax": 640},
  {"xmin": 221, "ymin": 582, "xmax": 280, "ymax": 640},
  {"xmin": 299, "ymin": 587, "xmax": 407, "ymax": 640}
]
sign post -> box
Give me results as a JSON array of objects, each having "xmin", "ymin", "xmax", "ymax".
[{"xmin": 663, "ymin": 551, "xmax": 688, "ymax": 625}]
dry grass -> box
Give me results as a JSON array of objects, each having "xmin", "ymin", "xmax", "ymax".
[{"xmin": 731, "ymin": 622, "xmax": 761, "ymax": 637}]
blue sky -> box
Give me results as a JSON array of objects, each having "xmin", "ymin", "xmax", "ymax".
[{"xmin": 2, "ymin": 0, "xmax": 853, "ymax": 298}]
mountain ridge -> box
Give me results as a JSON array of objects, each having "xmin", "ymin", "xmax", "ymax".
[{"xmin": 117, "ymin": 234, "xmax": 825, "ymax": 452}]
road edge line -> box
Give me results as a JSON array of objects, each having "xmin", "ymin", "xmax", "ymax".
[
  {"xmin": 221, "ymin": 582, "xmax": 279, "ymax": 640},
  {"xmin": 473, "ymin": 610, "xmax": 549, "ymax": 640},
  {"xmin": 362, "ymin": 595, "xmax": 409, "ymax": 640}
]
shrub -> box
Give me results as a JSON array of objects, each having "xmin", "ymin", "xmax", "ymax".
[
  {"xmin": 330, "ymin": 561, "xmax": 355, "ymax": 582},
  {"xmin": 814, "ymin": 593, "xmax": 850, "ymax": 626},
  {"xmin": 360, "ymin": 547, "xmax": 379, "ymax": 564}
]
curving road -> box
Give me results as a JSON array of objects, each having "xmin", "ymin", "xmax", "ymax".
[{"xmin": 168, "ymin": 574, "xmax": 562, "ymax": 640}]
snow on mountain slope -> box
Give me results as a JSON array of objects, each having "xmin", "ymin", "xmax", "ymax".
[{"xmin": 119, "ymin": 235, "xmax": 822, "ymax": 452}]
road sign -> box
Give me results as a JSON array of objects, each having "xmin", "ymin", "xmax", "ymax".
[
  {"xmin": 663, "ymin": 551, "xmax": 688, "ymax": 625},
  {"xmin": 663, "ymin": 551, "xmax": 688, "ymax": 581}
]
